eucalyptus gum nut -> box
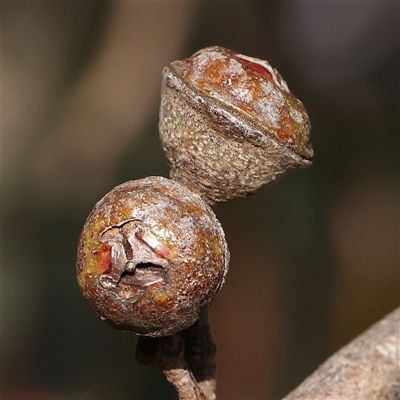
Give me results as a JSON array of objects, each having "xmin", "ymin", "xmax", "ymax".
[
  {"xmin": 159, "ymin": 46, "xmax": 313, "ymax": 204},
  {"xmin": 76, "ymin": 176, "xmax": 229, "ymax": 337}
]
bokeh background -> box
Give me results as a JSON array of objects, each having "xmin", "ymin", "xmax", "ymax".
[{"xmin": 2, "ymin": 2, "xmax": 399, "ymax": 399}]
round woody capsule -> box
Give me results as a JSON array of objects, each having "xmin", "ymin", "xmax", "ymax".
[
  {"xmin": 159, "ymin": 46, "xmax": 313, "ymax": 204},
  {"xmin": 76, "ymin": 176, "xmax": 229, "ymax": 337}
]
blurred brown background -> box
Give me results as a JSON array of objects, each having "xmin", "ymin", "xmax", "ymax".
[{"xmin": 2, "ymin": 2, "xmax": 399, "ymax": 399}]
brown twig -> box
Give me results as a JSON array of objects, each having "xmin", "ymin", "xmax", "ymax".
[
  {"xmin": 182, "ymin": 312, "xmax": 217, "ymax": 400},
  {"xmin": 135, "ymin": 333, "xmax": 205, "ymax": 400},
  {"xmin": 135, "ymin": 312, "xmax": 216, "ymax": 399},
  {"xmin": 282, "ymin": 307, "xmax": 400, "ymax": 400}
]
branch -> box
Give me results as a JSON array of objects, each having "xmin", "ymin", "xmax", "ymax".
[
  {"xmin": 282, "ymin": 307, "xmax": 400, "ymax": 400},
  {"xmin": 135, "ymin": 312, "xmax": 216, "ymax": 400}
]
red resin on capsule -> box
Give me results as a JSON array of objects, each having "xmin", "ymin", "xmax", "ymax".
[
  {"xmin": 98, "ymin": 245, "xmax": 112, "ymax": 274},
  {"xmin": 236, "ymin": 57, "xmax": 274, "ymax": 81}
]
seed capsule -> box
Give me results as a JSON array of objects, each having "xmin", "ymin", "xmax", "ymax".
[
  {"xmin": 76, "ymin": 176, "xmax": 229, "ymax": 337},
  {"xmin": 159, "ymin": 46, "xmax": 313, "ymax": 203}
]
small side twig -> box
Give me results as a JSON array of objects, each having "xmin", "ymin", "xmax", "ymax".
[{"xmin": 135, "ymin": 311, "xmax": 216, "ymax": 400}]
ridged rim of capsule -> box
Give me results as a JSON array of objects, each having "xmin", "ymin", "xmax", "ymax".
[{"xmin": 162, "ymin": 63, "xmax": 313, "ymax": 162}]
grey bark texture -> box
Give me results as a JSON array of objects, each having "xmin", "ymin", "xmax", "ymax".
[{"xmin": 282, "ymin": 307, "xmax": 400, "ymax": 400}]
